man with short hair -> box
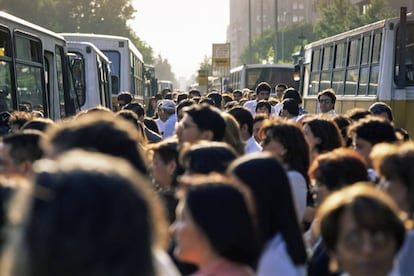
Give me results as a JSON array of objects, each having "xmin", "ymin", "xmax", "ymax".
[
  {"xmin": 317, "ymin": 89, "xmax": 336, "ymax": 116},
  {"xmin": 117, "ymin": 91, "xmax": 133, "ymax": 110},
  {"xmin": 243, "ymin": 82, "xmax": 275, "ymax": 116},
  {"xmin": 176, "ymin": 104, "xmax": 225, "ymax": 145},
  {"xmin": 0, "ymin": 130, "xmax": 44, "ymax": 179},
  {"xmin": 228, "ymin": 106, "xmax": 262, "ymax": 154},
  {"xmin": 158, "ymin": 99, "xmax": 177, "ymax": 138}
]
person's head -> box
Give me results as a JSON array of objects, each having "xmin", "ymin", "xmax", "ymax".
[
  {"xmin": 252, "ymin": 114, "xmax": 267, "ymax": 143},
  {"xmin": 221, "ymin": 93, "xmax": 234, "ymax": 109},
  {"xmin": 0, "ymin": 130, "xmax": 44, "ymax": 178},
  {"xmin": 302, "ymin": 116, "xmax": 343, "ymax": 156},
  {"xmin": 282, "ymin": 87, "xmax": 303, "ymax": 105},
  {"xmin": 221, "ymin": 112, "xmax": 245, "ymax": 155},
  {"xmin": 148, "ymin": 138, "xmax": 182, "ymax": 190},
  {"xmin": 260, "ymin": 118, "xmax": 310, "ymax": 183},
  {"xmin": 176, "ymin": 92, "xmax": 189, "ymax": 104},
  {"xmin": 317, "ymin": 89, "xmax": 336, "ymax": 113},
  {"xmin": 255, "ymin": 82, "xmax": 271, "ymax": 101},
  {"xmin": 199, "ymin": 97, "xmax": 214, "ymax": 106},
  {"xmin": 333, "ymin": 114, "xmax": 353, "ymax": 147},
  {"xmin": 368, "ymin": 102, "xmax": 393, "ymax": 122},
  {"xmin": 281, "ymin": 98, "xmax": 299, "ymax": 118},
  {"xmin": 275, "ymin": 83, "xmax": 288, "ymax": 99},
  {"xmin": 9, "ymin": 111, "xmax": 33, "ymax": 133},
  {"xmin": 180, "ymin": 141, "xmax": 238, "ymax": 175},
  {"xmin": 207, "ymin": 91, "xmax": 222, "ymax": 109},
  {"xmin": 316, "ymin": 183, "xmax": 406, "ymax": 276},
  {"xmin": 117, "ymin": 91, "xmax": 133, "ymax": 109},
  {"xmin": 2, "ymin": 150, "xmax": 168, "ymax": 276},
  {"xmin": 188, "ymin": 89, "xmax": 201, "ymax": 99},
  {"xmin": 371, "ymin": 141, "xmax": 414, "ymax": 216},
  {"xmin": 115, "ymin": 110, "xmax": 148, "ymax": 145},
  {"xmin": 345, "ymin": 107, "xmax": 371, "ymax": 122},
  {"xmin": 348, "ymin": 116, "xmax": 397, "ymax": 167},
  {"xmin": 176, "ymin": 104, "xmax": 226, "ymax": 144},
  {"xmin": 42, "ymin": 112, "xmax": 148, "ymax": 175},
  {"xmin": 157, "ymin": 99, "xmax": 176, "ymax": 121},
  {"xmin": 122, "ymin": 102, "xmax": 145, "ymax": 121},
  {"xmin": 21, "ymin": 117, "xmax": 55, "ymax": 133},
  {"xmin": 255, "ymin": 100, "xmax": 271, "ymax": 116},
  {"xmin": 228, "ymin": 152, "xmax": 307, "ymax": 265},
  {"xmin": 171, "ymin": 174, "xmax": 259, "ymax": 268},
  {"xmin": 232, "ymin": 89, "xmax": 243, "ymax": 102},
  {"xmin": 176, "ymin": 99, "xmax": 195, "ymax": 122},
  {"xmin": 147, "ymin": 96, "xmax": 158, "ymax": 108},
  {"xmin": 309, "ymin": 147, "xmax": 369, "ymax": 204},
  {"xmin": 395, "ymin": 127, "xmax": 410, "ymax": 142},
  {"xmin": 228, "ymin": 106, "xmax": 254, "ymax": 141}
]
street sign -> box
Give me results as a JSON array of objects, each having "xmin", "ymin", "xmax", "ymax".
[{"xmin": 212, "ymin": 43, "xmax": 230, "ymax": 67}]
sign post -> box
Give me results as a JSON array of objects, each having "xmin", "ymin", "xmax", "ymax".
[{"xmin": 212, "ymin": 43, "xmax": 230, "ymax": 92}]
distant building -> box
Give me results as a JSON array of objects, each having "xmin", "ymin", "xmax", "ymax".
[
  {"xmin": 227, "ymin": 0, "xmax": 414, "ymax": 69},
  {"xmin": 227, "ymin": 0, "xmax": 318, "ymax": 69}
]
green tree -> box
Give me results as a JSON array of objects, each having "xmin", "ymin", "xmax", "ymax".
[
  {"xmin": 360, "ymin": 0, "xmax": 397, "ymax": 25},
  {"xmin": 154, "ymin": 54, "xmax": 177, "ymax": 87},
  {"xmin": 314, "ymin": 0, "xmax": 361, "ymax": 38},
  {"xmin": 239, "ymin": 22, "xmax": 317, "ymax": 65},
  {"xmin": 199, "ymin": 55, "xmax": 212, "ymax": 76}
]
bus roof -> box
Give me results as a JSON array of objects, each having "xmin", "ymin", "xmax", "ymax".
[
  {"xmin": 66, "ymin": 41, "xmax": 110, "ymax": 62},
  {"xmin": 60, "ymin": 33, "xmax": 143, "ymax": 61}
]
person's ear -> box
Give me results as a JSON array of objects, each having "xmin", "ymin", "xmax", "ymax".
[{"xmin": 200, "ymin": 130, "xmax": 214, "ymax": 141}]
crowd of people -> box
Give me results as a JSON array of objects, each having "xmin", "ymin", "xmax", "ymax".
[{"xmin": 0, "ymin": 82, "xmax": 411, "ymax": 276}]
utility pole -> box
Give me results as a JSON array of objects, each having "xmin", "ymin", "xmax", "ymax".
[
  {"xmin": 248, "ymin": 0, "xmax": 252, "ymax": 64},
  {"xmin": 274, "ymin": 0, "xmax": 278, "ymax": 63}
]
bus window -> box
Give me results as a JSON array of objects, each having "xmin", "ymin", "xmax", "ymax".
[
  {"xmin": 102, "ymin": 50, "xmax": 120, "ymax": 94},
  {"xmin": 0, "ymin": 29, "xmax": 12, "ymax": 112},
  {"xmin": 15, "ymin": 34, "xmax": 43, "ymax": 113}
]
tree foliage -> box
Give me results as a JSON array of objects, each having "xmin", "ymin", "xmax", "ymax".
[
  {"xmin": 239, "ymin": 22, "xmax": 317, "ymax": 65},
  {"xmin": 314, "ymin": 0, "xmax": 397, "ymax": 38},
  {"xmin": 0, "ymin": 0, "xmax": 172, "ymax": 73}
]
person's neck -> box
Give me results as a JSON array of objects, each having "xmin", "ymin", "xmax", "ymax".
[{"xmin": 197, "ymin": 249, "xmax": 221, "ymax": 269}]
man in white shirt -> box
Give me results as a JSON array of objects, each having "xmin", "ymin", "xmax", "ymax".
[
  {"xmin": 317, "ymin": 88, "xmax": 337, "ymax": 116},
  {"xmin": 243, "ymin": 82, "xmax": 275, "ymax": 116},
  {"xmin": 158, "ymin": 99, "xmax": 177, "ymax": 138},
  {"xmin": 228, "ymin": 106, "xmax": 262, "ymax": 154}
]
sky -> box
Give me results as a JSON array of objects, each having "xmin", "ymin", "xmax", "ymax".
[{"xmin": 131, "ymin": 0, "xmax": 230, "ymax": 80}]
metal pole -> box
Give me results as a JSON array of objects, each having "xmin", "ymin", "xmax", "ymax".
[
  {"xmin": 274, "ymin": 0, "xmax": 278, "ymax": 63},
  {"xmin": 249, "ymin": 0, "xmax": 252, "ymax": 64},
  {"xmin": 261, "ymin": 0, "xmax": 264, "ymax": 38}
]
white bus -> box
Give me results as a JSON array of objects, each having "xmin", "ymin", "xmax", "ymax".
[
  {"xmin": 158, "ymin": 80, "xmax": 173, "ymax": 93},
  {"xmin": 299, "ymin": 8, "xmax": 414, "ymax": 135},
  {"xmin": 66, "ymin": 41, "xmax": 112, "ymax": 110},
  {"xmin": 227, "ymin": 63, "xmax": 297, "ymax": 92},
  {"xmin": 61, "ymin": 33, "xmax": 146, "ymax": 107},
  {"xmin": 0, "ymin": 11, "xmax": 81, "ymax": 119}
]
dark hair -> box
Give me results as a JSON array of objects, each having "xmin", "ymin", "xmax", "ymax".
[
  {"xmin": 16, "ymin": 150, "xmax": 168, "ymax": 276},
  {"xmin": 184, "ymin": 180, "xmax": 259, "ymax": 266},
  {"xmin": 188, "ymin": 89, "xmax": 201, "ymax": 98},
  {"xmin": 261, "ymin": 118, "xmax": 310, "ymax": 187},
  {"xmin": 180, "ymin": 141, "xmax": 237, "ymax": 174},
  {"xmin": 348, "ymin": 116, "xmax": 397, "ymax": 146},
  {"xmin": 317, "ymin": 183, "xmax": 405, "ymax": 255},
  {"xmin": 43, "ymin": 112, "xmax": 148, "ymax": 175},
  {"xmin": 369, "ymin": 102, "xmax": 393, "ymax": 121},
  {"xmin": 309, "ymin": 148, "xmax": 368, "ymax": 191},
  {"xmin": 184, "ymin": 104, "xmax": 226, "ymax": 141},
  {"xmin": 21, "ymin": 117, "xmax": 55, "ymax": 133},
  {"xmin": 282, "ymin": 98, "xmax": 299, "ymax": 116},
  {"xmin": 123, "ymin": 102, "xmax": 145, "ymax": 118},
  {"xmin": 207, "ymin": 91, "xmax": 222, "ymax": 108},
  {"xmin": 199, "ymin": 97, "xmax": 215, "ymax": 106},
  {"xmin": 282, "ymin": 87, "xmax": 303, "ymax": 104},
  {"xmin": 229, "ymin": 153, "xmax": 307, "ymax": 265},
  {"xmin": 3, "ymin": 130, "xmax": 44, "ymax": 164},
  {"xmin": 143, "ymin": 117, "xmax": 160, "ymax": 135},
  {"xmin": 317, "ymin": 89, "xmax": 336, "ymax": 104},
  {"xmin": 304, "ymin": 117, "xmax": 343, "ymax": 154},
  {"xmin": 255, "ymin": 82, "xmax": 271, "ymax": 94},
  {"xmin": 345, "ymin": 108, "xmax": 371, "ymax": 122},
  {"xmin": 177, "ymin": 92, "xmax": 189, "ymax": 104},
  {"xmin": 117, "ymin": 91, "xmax": 133, "ymax": 104},
  {"xmin": 255, "ymin": 100, "xmax": 271, "ymax": 114},
  {"xmin": 228, "ymin": 106, "xmax": 254, "ymax": 136}
]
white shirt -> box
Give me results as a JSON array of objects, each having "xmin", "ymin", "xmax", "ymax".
[
  {"xmin": 287, "ymin": 170, "xmax": 308, "ymax": 221},
  {"xmin": 163, "ymin": 113, "xmax": 177, "ymax": 138},
  {"xmin": 257, "ymin": 234, "xmax": 306, "ymax": 276},
  {"xmin": 243, "ymin": 100, "xmax": 276, "ymax": 116},
  {"xmin": 245, "ymin": 136, "xmax": 262, "ymax": 154}
]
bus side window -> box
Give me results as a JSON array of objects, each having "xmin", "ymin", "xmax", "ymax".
[{"xmin": 111, "ymin": 75, "xmax": 119, "ymax": 95}]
